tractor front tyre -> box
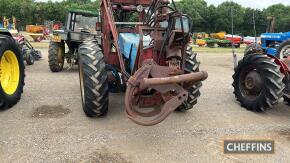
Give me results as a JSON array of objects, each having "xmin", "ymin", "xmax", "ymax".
[
  {"xmin": 26, "ymin": 52, "xmax": 35, "ymax": 65},
  {"xmin": 48, "ymin": 41, "xmax": 65, "ymax": 72},
  {"xmin": 0, "ymin": 35, "xmax": 25, "ymax": 109},
  {"xmin": 277, "ymin": 40, "xmax": 290, "ymax": 59},
  {"xmin": 78, "ymin": 40, "xmax": 109, "ymax": 117},
  {"xmin": 176, "ymin": 46, "xmax": 202, "ymax": 111},
  {"xmin": 232, "ymin": 54, "xmax": 284, "ymax": 111}
]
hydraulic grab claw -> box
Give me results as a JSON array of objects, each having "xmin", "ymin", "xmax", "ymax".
[{"xmin": 125, "ymin": 60, "xmax": 208, "ymax": 126}]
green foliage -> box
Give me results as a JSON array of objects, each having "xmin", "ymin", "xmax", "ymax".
[
  {"xmin": 215, "ymin": 2, "xmax": 244, "ymax": 33},
  {"xmin": 0, "ymin": 0, "xmax": 99, "ymax": 29},
  {"xmin": 242, "ymin": 8, "xmax": 266, "ymax": 36},
  {"xmin": 175, "ymin": 0, "xmax": 208, "ymax": 32},
  {"xmin": 264, "ymin": 4, "xmax": 290, "ymax": 32},
  {"xmin": 174, "ymin": 0, "xmax": 290, "ymax": 35},
  {"xmin": 0, "ymin": 0, "xmax": 289, "ymax": 35}
]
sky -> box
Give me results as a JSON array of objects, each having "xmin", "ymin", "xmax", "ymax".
[{"xmin": 35, "ymin": 0, "xmax": 290, "ymax": 9}]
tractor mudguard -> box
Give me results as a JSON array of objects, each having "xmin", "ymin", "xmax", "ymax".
[{"xmin": 268, "ymin": 54, "xmax": 290, "ymax": 76}]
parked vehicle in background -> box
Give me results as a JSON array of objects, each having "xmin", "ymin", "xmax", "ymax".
[{"xmin": 48, "ymin": 9, "xmax": 99, "ymax": 72}]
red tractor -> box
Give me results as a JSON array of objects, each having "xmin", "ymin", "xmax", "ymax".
[
  {"xmin": 78, "ymin": 0, "xmax": 208, "ymax": 126},
  {"xmin": 232, "ymin": 43, "xmax": 290, "ymax": 111}
]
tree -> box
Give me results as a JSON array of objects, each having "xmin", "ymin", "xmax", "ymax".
[
  {"xmin": 264, "ymin": 4, "xmax": 290, "ymax": 32},
  {"xmin": 175, "ymin": 0, "xmax": 209, "ymax": 32},
  {"xmin": 205, "ymin": 5, "xmax": 218, "ymax": 33},
  {"xmin": 0, "ymin": 0, "xmax": 289, "ymax": 35},
  {"xmin": 215, "ymin": 2, "xmax": 245, "ymax": 34},
  {"xmin": 242, "ymin": 8, "xmax": 266, "ymax": 36}
]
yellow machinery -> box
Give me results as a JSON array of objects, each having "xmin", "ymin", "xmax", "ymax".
[
  {"xmin": 3, "ymin": 16, "xmax": 9, "ymax": 29},
  {"xmin": 196, "ymin": 39, "xmax": 206, "ymax": 46},
  {"xmin": 210, "ymin": 31, "xmax": 226, "ymax": 39},
  {"xmin": 2, "ymin": 16, "xmax": 17, "ymax": 30}
]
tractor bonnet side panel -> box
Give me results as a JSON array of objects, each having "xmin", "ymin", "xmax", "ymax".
[{"xmin": 118, "ymin": 33, "xmax": 151, "ymax": 71}]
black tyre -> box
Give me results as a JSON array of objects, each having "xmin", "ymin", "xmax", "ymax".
[
  {"xmin": 78, "ymin": 40, "xmax": 109, "ymax": 117},
  {"xmin": 284, "ymin": 95, "xmax": 290, "ymax": 105},
  {"xmin": 26, "ymin": 52, "xmax": 35, "ymax": 65},
  {"xmin": 177, "ymin": 46, "xmax": 202, "ymax": 111},
  {"xmin": 0, "ymin": 35, "xmax": 25, "ymax": 109},
  {"xmin": 48, "ymin": 41, "xmax": 65, "ymax": 72},
  {"xmin": 232, "ymin": 54, "xmax": 284, "ymax": 111},
  {"xmin": 277, "ymin": 40, "xmax": 290, "ymax": 59},
  {"xmin": 244, "ymin": 43, "xmax": 262, "ymax": 56}
]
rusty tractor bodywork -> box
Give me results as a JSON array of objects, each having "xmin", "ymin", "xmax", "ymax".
[{"xmin": 78, "ymin": 0, "xmax": 208, "ymax": 126}]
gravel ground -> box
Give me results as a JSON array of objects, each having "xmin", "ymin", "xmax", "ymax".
[{"xmin": 1, "ymin": 47, "xmax": 290, "ymax": 163}]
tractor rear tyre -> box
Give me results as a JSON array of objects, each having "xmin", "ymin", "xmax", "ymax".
[
  {"xmin": 277, "ymin": 40, "xmax": 290, "ymax": 58},
  {"xmin": 78, "ymin": 40, "xmax": 109, "ymax": 117},
  {"xmin": 48, "ymin": 41, "xmax": 65, "ymax": 72},
  {"xmin": 176, "ymin": 46, "xmax": 202, "ymax": 111},
  {"xmin": 0, "ymin": 35, "xmax": 25, "ymax": 109},
  {"xmin": 232, "ymin": 54, "xmax": 284, "ymax": 111}
]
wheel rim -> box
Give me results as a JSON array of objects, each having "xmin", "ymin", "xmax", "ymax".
[
  {"xmin": 0, "ymin": 50, "xmax": 20, "ymax": 95},
  {"xmin": 279, "ymin": 45, "xmax": 290, "ymax": 58},
  {"xmin": 239, "ymin": 67, "xmax": 263, "ymax": 100},
  {"xmin": 57, "ymin": 46, "xmax": 64, "ymax": 67}
]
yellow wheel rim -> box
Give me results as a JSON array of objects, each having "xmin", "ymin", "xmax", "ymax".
[
  {"xmin": 57, "ymin": 46, "xmax": 64, "ymax": 66},
  {"xmin": 0, "ymin": 50, "xmax": 20, "ymax": 95}
]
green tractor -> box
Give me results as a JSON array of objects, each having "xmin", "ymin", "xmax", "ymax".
[
  {"xmin": 0, "ymin": 34, "xmax": 25, "ymax": 109},
  {"xmin": 48, "ymin": 9, "xmax": 99, "ymax": 72}
]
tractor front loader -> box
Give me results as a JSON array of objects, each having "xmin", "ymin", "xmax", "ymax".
[{"xmin": 78, "ymin": 0, "xmax": 208, "ymax": 126}]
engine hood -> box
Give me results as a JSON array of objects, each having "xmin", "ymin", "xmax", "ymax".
[{"xmin": 261, "ymin": 32, "xmax": 290, "ymax": 40}]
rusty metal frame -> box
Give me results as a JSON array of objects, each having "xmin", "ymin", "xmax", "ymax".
[{"xmin": 98, "ymin": 0, "xmax": 208, "ymax": 126}]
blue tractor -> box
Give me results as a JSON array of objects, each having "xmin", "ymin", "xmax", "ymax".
[
  {"xmin": 245, "ymin": 16, "xmax": 290, "ymax": 58},
  {"xmin": 261, "ymin": 32, "xmax": 290, "ymax": 58}
]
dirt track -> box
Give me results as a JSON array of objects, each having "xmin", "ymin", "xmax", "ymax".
[{"xmin": 1, "ymin": 47, "xmax": 290, "ymax": 163}]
